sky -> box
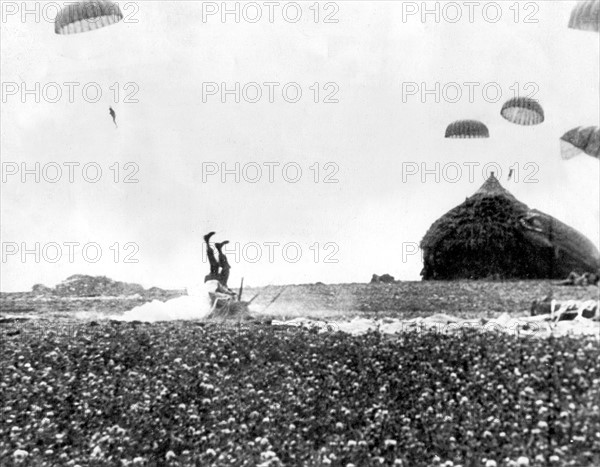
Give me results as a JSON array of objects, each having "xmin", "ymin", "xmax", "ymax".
[{"xmin": 1, "ymin": 0, "xmax": 599, "ymax": 292}]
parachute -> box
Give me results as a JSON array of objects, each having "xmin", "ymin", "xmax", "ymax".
[
  {"xmin": 560, "ymin": 126, "xmax": 600, "ymax": 160},
  {"xmin": 445, "ymin": 120, "xmax": 489, "ymax": 139},
  {"xmin": 500, "ymin": 97, "xmax": 545, "ymax": 126},
  {"xmin": 568, "ymin": 0, "xmax": 600, "ymax": 33},
  {"xmin": 55, "ymin": 1, "xmax": 123, "ymax": 35}
]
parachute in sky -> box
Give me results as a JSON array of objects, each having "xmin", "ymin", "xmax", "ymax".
[
  {"xmin": 560, "ymin": 126, "xmax": 600, "ymax": 160},
  {"xmin": 500, "ymin": 97, "xmax": 545, "ymax": 126},
  {"xmin": 568, "ymin": 0, "xmax": 600, "ymax": 33},
  {"xmin": 55, "ymin": 1, "xmax": 123, "ymax": 35},
  {"xmin": 445, "ymin": 120, "xmax": 489, "ymax": 139}
]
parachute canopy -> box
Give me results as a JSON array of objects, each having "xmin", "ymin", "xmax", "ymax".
[
  {"xmin": 568, "ymin": 0, "xmax": 600, "ymax": 33},
  {"xmin": 500, "ymin": 97, "xmax": 545, "ymax": 126},
  {"xmin": 560, "ymin": 126, "xmax": 600, "ymax": 160},
  {"xmin": 55, "ymin": 1, "xmax": 123, "ymax": 35},
  {"xmin": 445, "ymin": 120, "xmax": 489, "ymax": 139}
]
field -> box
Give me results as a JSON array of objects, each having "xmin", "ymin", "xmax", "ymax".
[
  {"xmin": 243, "ymin": 281, "xmax": 599, "ymax": 320},
  {"xmin": 1, "ymin": 281, "xmax": 599, "ymax": 466}
]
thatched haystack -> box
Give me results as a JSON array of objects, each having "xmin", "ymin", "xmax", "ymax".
[{"xmin": 420, "ymin": 174, "xmax": 600, "ymax": 280}]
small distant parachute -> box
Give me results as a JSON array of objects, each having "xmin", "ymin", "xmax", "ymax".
[
  {"xmin": 445, "ymin": 120, "xmax": 489, "ymax": 139},
  {"xmin": 500, "ymin": 97, "xmax": 545, "ymax": 126},
  {"xmin": 568, "ymin": 0, "xmax": 600, "ymax": 33},
  {"xmin": 560, "ymin": 126, "xmax": 600, "ymax": 160},
  {"xmin": 55, "ymin": 1, "xmax": 123, "ymax": 35}
]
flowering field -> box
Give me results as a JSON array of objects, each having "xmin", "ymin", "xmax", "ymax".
[{"xmin": 1, "ymin": 320, "xmax": 599, "ymax": 466}]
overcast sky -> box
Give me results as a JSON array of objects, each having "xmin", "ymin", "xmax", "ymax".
[{"xmin": 1, "ymin": 1, "xmax": 599, "ymax": 292}]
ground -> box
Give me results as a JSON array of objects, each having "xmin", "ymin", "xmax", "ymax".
[
  {"xmin": 244, "ymin": 281, "xmax": 598, "ymax": 320},
  {"xmin": 3, "ymin": 280, "xmax": 598, "ymax": 320},
  {"xmin": 1, "ymin": 281, "xmax": 599, "ymax": 466}
]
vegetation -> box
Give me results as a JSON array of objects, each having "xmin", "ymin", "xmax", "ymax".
[{"xmin": 2, "ymin": 321, "xmax": 599, "ymax": 466}]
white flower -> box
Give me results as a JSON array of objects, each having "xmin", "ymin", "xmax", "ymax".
[
  {"xmin": 206, "ymin": 449, "xmax": 216, "ymax": 456},
  {"xmin": 384, "ymin": 439, "xmax": 397, "ymax": 447},
  {"xmin": 485, "ymin": 461, "xmax": 497, "ymax": 467},
  {"xmin": 13, "ymin": 449, "xmax": 28, "ymax": 460},
  {"xmin": 516, "ymin": 457, "xmax": 529, "ymax": 466},
  {"xmin": 165, "ymin": 451, "xmax": 176, "ymax": 460}
]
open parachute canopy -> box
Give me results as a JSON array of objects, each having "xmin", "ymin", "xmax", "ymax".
[
  {"xmin": 569, "ymin": 0, "xmax": 600, "ymax": 33},
  {"xmin": 500, "ymin": 97, "xmax": 545, "ymax": 126},
  {"xmin": 445, "ymin": 120, "xmax": 489, "ymax": 139},
  {"xmin": 55, "ymin": 0, "xmax": 123, "ymax": 35},
  {"xmin": 560, "ymin": 126, "xmax": 600, "ymax": 160}
]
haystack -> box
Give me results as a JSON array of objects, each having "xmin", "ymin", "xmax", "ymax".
[{"xmin": 420, "ymin": 174, "xmax": 600, "ymax": 280}]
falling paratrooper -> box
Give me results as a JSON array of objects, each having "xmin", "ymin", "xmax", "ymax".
[
  {"xmin": 560, "ymin": 126, "xmax": 600, "ymax": 160},
  {"xmin": 109, "ymin": 107, "xmax": 118, "ymax": 128},
  {"xmin": 500, "ymin": 97, "xmax": 545, "ymax": 126},
  {"xmin": 55, "ymin": 0, "xmax": 123, "ymax": 35},
  {"xmin": 444, "ymin": 120, "xmax": 489, "ymax": 139}
]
